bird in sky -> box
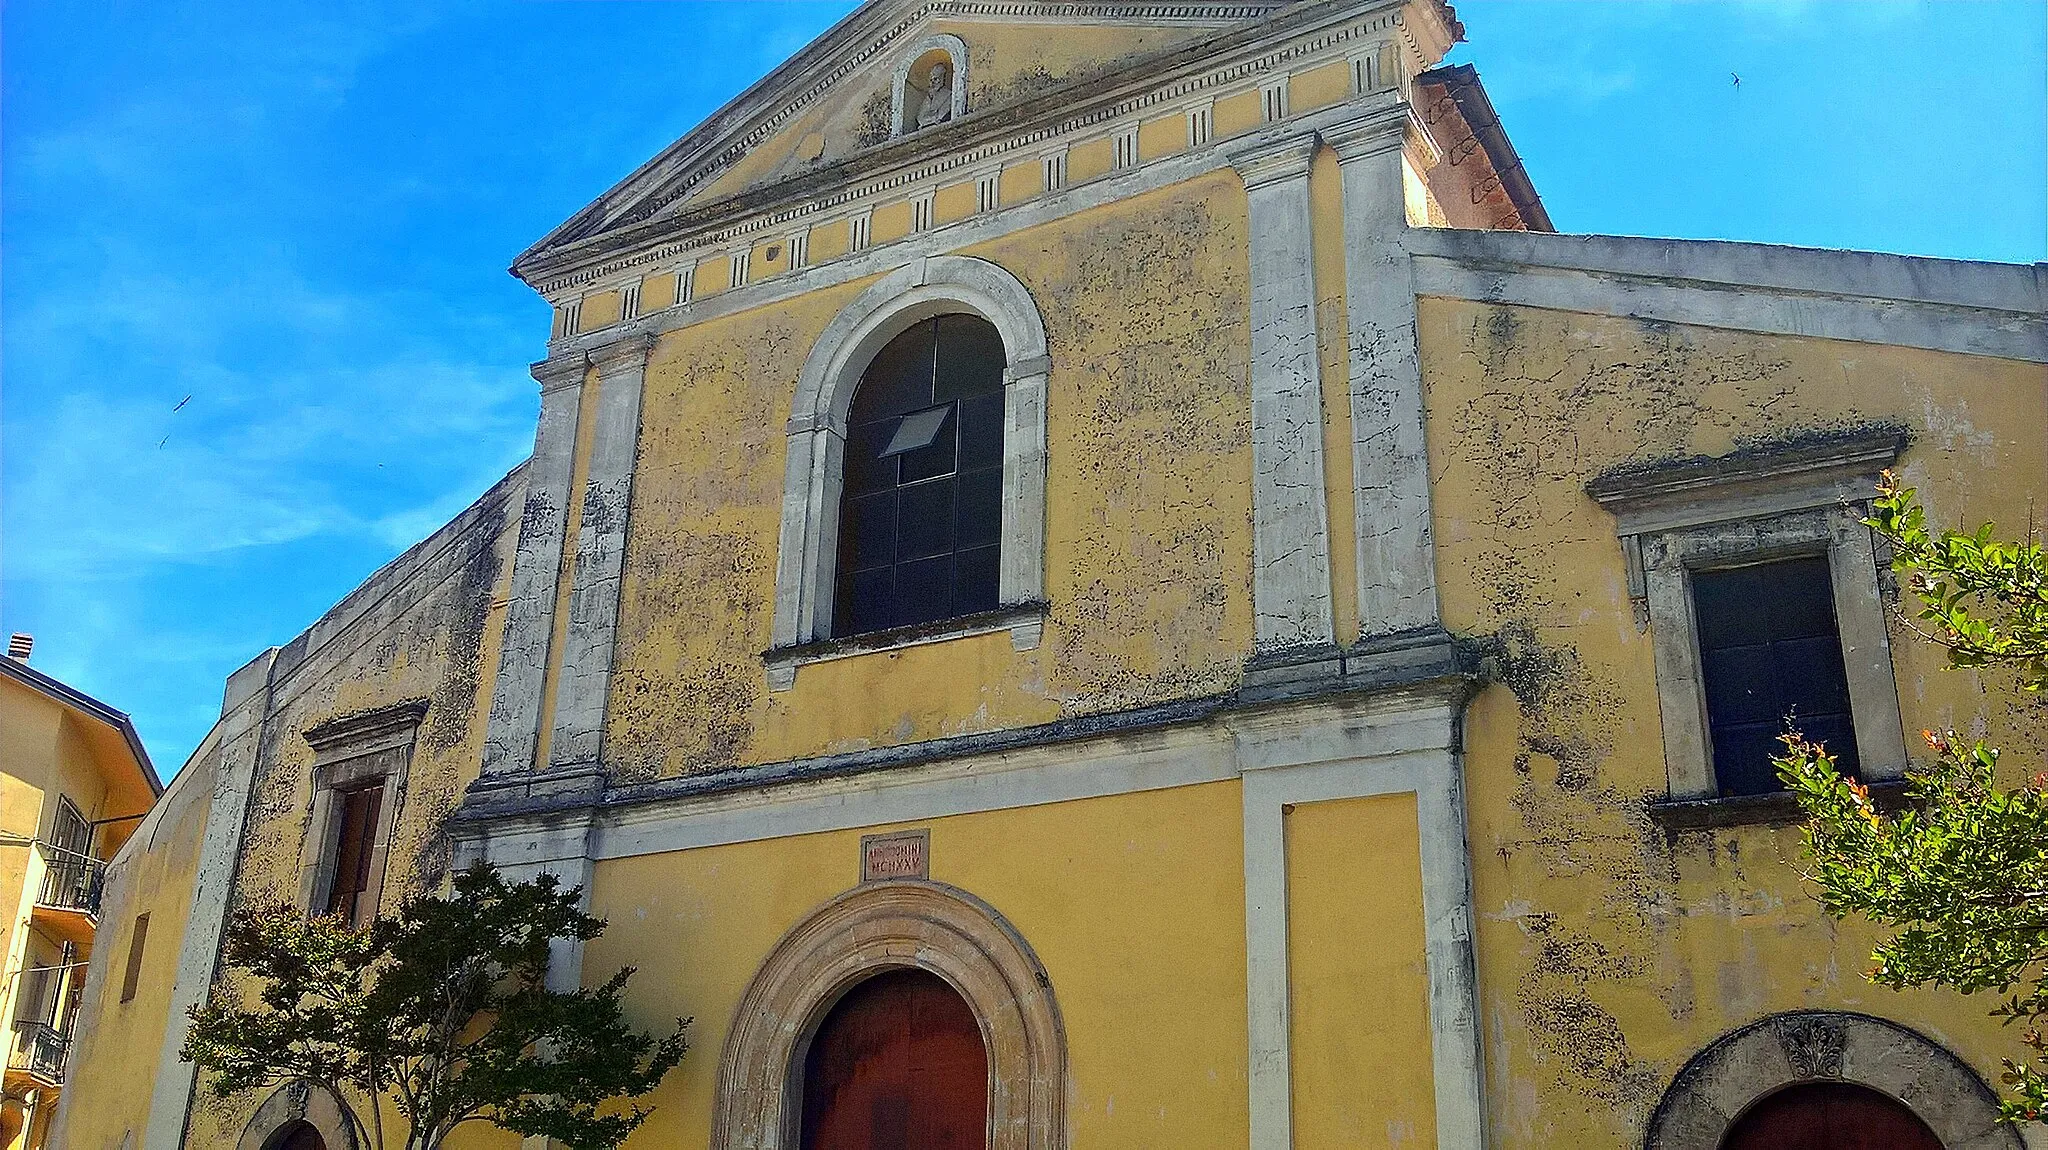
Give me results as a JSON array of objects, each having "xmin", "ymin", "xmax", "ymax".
[
  {"xmin": 1731, "ymin": 72, "xmax": 1741, "ymax": 90},
  {"xmin": 171, "ymin": 394, "xmax": 191, "ymax": 412}
]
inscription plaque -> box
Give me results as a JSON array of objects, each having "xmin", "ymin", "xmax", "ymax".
[{"xmin": 860, "ymin": 829, "xmax": 930, "ymax": 882}]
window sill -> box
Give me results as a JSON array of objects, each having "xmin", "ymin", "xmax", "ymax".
[
  {"xmin": 762, "ymin": 603, "xmax": 1047, "ymax": 691},
  {"xmin": 1647, "ymin": 778, "xmax": 1912, "ymax": 832}
]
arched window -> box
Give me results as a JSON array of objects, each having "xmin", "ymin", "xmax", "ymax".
[
  {"xmin": 1721, "ymin": 1082, "xmax": 1940, "ymax": 1150},
  {"xmin": 836, "ymin": 315, "xmax": 1007, "ymax": 637},
  {"xmin": 801, "ymin": 968, "xmax": 989, "ymax": 1150}
]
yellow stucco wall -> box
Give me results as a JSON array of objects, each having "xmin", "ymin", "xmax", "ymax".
[
  {"xmin": 604, "ymin": 172, "xmax": 1254, "ymax": 782},
  {"xmin": 1286, "ymin": 793, "xmax": 1436, "ymax": 1148},
  {"xmin": 58, "ymin": 748, "xmax": 216, "ymax": 1150},
  {"xmin": 1416, "ymin": 297, "xmax": 2048, "ymax": 1146},
  {"xmin": 580, "ymin": 779, "xmax": 1252, "ymax": 1148}
]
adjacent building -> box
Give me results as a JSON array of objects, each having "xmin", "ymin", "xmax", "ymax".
[
  {"xmin": 0, "ymin": 638, "xmax": 160, "ymax": 1149},
  {"xmin": 54, "ymin": 1, "xmax": 2048, "ymax": 1148}
]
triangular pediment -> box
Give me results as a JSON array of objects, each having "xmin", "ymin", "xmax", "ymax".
[{"xmin": 514, "ymin": 0, "xmax": 1291, "ymax": 280}]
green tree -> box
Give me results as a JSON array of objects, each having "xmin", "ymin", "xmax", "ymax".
[
  {"xmin": 184, "ymin": 862, "xmax": 688, "ymax": 1150},
  {"xmin": 1779, "ymin": 472, "xmax": 2048, "ymax": 1122}
]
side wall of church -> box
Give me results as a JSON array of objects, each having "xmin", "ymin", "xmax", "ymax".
[
  {"xmin": 1418, "ymin": 298, "xmax": 2048, "ymax": 1146},
  {"xmin": 170, "ymin": 473, "xmax": 525, "ymax": 1150}
]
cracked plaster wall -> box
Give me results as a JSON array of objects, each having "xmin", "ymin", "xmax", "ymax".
[
  {"xmin": 605, "ymin": 172, "xmax": 1253, "ymax": 782},
  {"xmin": 181, "ymin": 484, "xmax": 522, "ymax": 1150},
  {"xmin": 1417, "ymin": 295, "xmax": 2048, "ymax": 1146}
]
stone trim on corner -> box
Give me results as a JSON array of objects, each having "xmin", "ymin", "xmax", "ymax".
[
  {"xmin": 712, "ymin": 880, "xmax": 1069, "ymax": 1150},
  {"xmin": 1644, "ymin": 1011, "xmax": 2019, "ymax": 1150}
]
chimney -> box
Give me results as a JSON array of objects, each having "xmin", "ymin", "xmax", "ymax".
[{"xmin": 7, "ymin": 634, "xmax": 31, "ymax": 663}]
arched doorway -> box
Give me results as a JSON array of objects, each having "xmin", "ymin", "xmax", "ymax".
[
  {"xmin": 801, "ymin": 968, "xmax": 989, "ymax": 1150},
  {"xmin": 1643, "ymin": 1011, "xmax": 2015, "ymax": 1150},
  {"xmin": 1722, "ymin": 1082, "xmax": 1941, "ymax": 1150},
  {"xmin": 267, "ymin": 1120, "xmax": 328, "ymax": 1150}
]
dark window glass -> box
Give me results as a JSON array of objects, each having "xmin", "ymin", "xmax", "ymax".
[
  {"xmin": 1692, "ymin": 556, "xmax": 1859, "ymax": 796},
  {"xmin": 834, "ymin": 316, "xmax": 1007, "ymax": 637}
]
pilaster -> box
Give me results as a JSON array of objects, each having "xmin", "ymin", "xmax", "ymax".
[
  {"xmin": 1226, "ymin": 132, "xmax": 1338, "ymax": 664},
  {"xmin": 479, "ymin": 356, "xmax": 589, "ymax": 786},
  {"xmin": 1323, "ymin": 105, "xmax": 1449, "ymax": 656},
  {"xmin": 547, "ymin": 334, "xmax": 656, "ymax": 775}
]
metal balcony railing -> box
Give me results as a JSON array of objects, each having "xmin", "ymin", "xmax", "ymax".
[
  {"xmin": 35, "ymin": 846, "xmax": 104, "ymax": 917},
  {"xmin": 9, "ymin": 1020, "xmax": 67, "ymax": 1085}
]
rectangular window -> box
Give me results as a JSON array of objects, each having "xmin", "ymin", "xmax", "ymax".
[
  {"xmin": 1112, "ymin": 126, "xmax": 1140, "ymax": 170},
  {"xmin": 120, "ymin": 913, "xmax": 150, "ymax": 1003},
  {"xmin": 323, "ymin": 782, "xmax": 385, "ymax": 924},
  {"xmin": 1187, "ymin": 103, "xmax": 1214, "ymax": 147},
  {"xmin": 49, "ymin": 798, "xmax": 89, "ymax": 856},
  {"xmin": 1692, "ymin": 556, "xmax": 1859, "ymax": 796}
]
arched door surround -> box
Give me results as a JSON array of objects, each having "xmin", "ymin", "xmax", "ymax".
[
  {"xmin": 1644, "ymin": 1011, "xmax": 2016, "ymax": 1150},
  {"xmin": 236, "ymin": 1080, "xmax": 358, "ymax": 1150},
  {"xmin": 771, "ymin": 255, "xmax": 1050, "ymax": 653},
  {"xmin": 712, "ymin": 880, "xmax": 1069, "ymax": 1150}
]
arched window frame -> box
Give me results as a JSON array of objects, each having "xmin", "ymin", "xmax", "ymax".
[
  {"xmin": 890, "ymin": 33, "xmax": 969, "ymax": 137},
  {"xmin": 1644, "ymin": 1010, "xmax": 2017, "ymax": 1150},
  {"xmin": 711, "ymin": 880, "xmax": 1069, "ymax": 1150},
  {"xmin": 769, "ymin": 256, "xmax": 1049, "ymax": 680}
]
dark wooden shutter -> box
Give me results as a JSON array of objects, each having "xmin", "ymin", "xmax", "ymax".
[
  {"xmin": 1721, "ymin": 1081, "xmax": 1941, "ymax": 1150},
  {"xmin": 324, "ymin": 784, "xmax": 383, "ymax": 923},
  {"xmin": 801, "ymin": 968, "xmax": 988, "ymax": 1150}
]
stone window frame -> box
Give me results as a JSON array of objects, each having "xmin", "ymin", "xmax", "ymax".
[
  {"xmin": 1644, "ymin": 1010, "xmax": 2017, "ymax": 1149},
  {"xmin": 1587, "ymin": 432, "xmax": 1910, "ymax": 813},
  {"xmin": 889, "ymin": 33, "xmax": 969, "ymax": 137},
  {"xmin": 766, "ymin": 255, "xmax": 1050, "ymax": 690},
  {"xmin": 294, "ymin": 700, "xmax": 428, "ymax": 925},
  {"xmin": 711, "ymin": 880, "xmax": 1069, "ymax": 1150}
]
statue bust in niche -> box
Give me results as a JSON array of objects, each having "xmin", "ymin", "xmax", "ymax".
[{"xmin": 914, "ymin": 61, "xmax": 955, "ymax": 130}]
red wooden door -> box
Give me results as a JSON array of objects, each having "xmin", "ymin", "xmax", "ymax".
[
  {"xmin": 801, "ymin": 968, "xmax": 988, "ymax": 1150},
  {"xmin": 1722, "ymin": 1082, "xmax": 1943, "ymax": 1150}
]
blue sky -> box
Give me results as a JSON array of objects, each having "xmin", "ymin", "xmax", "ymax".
[{"xmin": 3, "ymin": 1, "xmax": 2042, "ymax": 773}]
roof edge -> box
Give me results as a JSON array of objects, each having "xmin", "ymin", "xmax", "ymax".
[{"xmin": 0, "ymin": 657, "xmax": 161, "ymax": 797}]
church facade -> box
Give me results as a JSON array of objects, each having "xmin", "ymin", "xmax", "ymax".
[{"xmin": 54, "ymin": 1, "xmax": 2048, "ymax": 1148}]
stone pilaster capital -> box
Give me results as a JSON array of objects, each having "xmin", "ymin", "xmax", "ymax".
[
  {"xmin": 1318, "ymin": 104, "xmax": 1422, "ymax": 165},
  {"xmin": 1225, "ymin": 132, "xmax": 1318, "ymax": 193},
  {"xmin": 530, "ymin": 354, "xmax": 588, "ymax": 395},
  {"xmin": 588, "ymin": 331, "xmax": 657, "ymax": 379}
]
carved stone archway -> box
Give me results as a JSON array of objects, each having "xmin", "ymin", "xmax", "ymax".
[
  {"xmin": 236, "ymin": 1080, "xmax": 359, "ymax": 1150},
  {"xmin": 711, "ymin": 880, "xmax": 1069, "ymax": 1150},
  {"xmin": 1644, "ymin": 1011, "xmax": 2018, "ymax": 1149}
]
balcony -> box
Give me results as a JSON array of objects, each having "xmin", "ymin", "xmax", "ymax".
[
  {"xmin": 30, "ymin": 847, "xmax": 104, "ymax": 949},
  {"xmin": 6, "ymin": 1020, "xmax": 67, "ymax": 1089}
]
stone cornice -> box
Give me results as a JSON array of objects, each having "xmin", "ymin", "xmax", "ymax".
[{"xmin": 517, "ymin": 0, "xmax": 1457, "ymax": 297}]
